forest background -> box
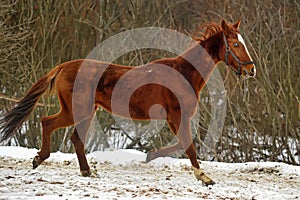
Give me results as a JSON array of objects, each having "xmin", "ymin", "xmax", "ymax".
[{"xmin": 0, "ymin": 0, "xmax": 299, "ymax": 165}]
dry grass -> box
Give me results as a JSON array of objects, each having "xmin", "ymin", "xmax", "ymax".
[{"xmin": 0, "ymin": 0, "xmax": 299, "ymax": 164}]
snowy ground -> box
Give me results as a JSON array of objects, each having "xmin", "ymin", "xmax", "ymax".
[{"xmin": 0, "ymin": 147, "xmax": 299, "ymax": 200}]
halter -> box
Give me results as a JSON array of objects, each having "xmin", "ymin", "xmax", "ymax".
[{"xmin": 223, "ymin": 33, "xmax": 254, "ymax": 76}]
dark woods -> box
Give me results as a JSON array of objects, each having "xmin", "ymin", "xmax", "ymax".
[{"xmin": 0, "ymin": 1, "xmax": 299, "ymax": 165}]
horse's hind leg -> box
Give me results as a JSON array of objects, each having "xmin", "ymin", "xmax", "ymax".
[
  {"xmin": 33, "ymin": 111, "xmax": 74, "ymax": 169},
  {"xmin": 70, "ymin": 115, "xmax": 94, "ymax": 177}
]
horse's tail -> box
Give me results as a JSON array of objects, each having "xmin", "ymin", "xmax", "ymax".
[{"xmin": 0, "ymin": 66, "xmax": 62, "ymax": 143}]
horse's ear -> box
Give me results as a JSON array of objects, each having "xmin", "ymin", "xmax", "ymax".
[
  {"xmin": 233, "ymin": 19, "xmax": 241, "ymax": 30},
  {"xmin": 221, "ymin": 19, "xmax": 230, "ymax": 34}
]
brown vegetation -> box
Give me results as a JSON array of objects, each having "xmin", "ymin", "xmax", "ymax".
[{"xmin": 0, "ymin": 0, "xmax": 299, "ymax": 164}]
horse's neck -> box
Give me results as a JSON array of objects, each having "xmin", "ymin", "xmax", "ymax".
[{"xmin": 175, "ymin": 33, "xmax": 222, "ymax": 94}]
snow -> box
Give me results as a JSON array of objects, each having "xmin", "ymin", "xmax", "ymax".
[{"xmin": 0, "ymin": 146, "xmax": 299, "ymax": 200}]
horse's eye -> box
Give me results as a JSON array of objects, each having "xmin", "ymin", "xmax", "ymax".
[{"xmin": 233, "ymin": 42, "xmax": 239, "ymax": 47}]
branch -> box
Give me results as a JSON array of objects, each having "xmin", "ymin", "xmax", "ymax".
[{"xmin": 0, "ymin": 93, "xmax": 55, "ymax": 107}]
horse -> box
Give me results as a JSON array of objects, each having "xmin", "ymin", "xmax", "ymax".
[{"xmin": 0, "ymin": 20, "xmax": 256, "ymax": 186}]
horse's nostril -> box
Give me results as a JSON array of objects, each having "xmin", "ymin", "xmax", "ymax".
[{"xmin": 250, "ymin": 67, "xmax": 256, "ymax": 76}]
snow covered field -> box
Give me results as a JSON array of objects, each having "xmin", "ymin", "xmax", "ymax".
[{"xmin": 0, "ymin": 146, "xmax": 299, "ymax": 200}]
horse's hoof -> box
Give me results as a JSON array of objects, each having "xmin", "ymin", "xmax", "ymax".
[
  {"xmin": 192, "ymin": 166, "xmax": 215, "ymax": 186},
  {"xmin": 146, "ymin": 150, "xmax": 156, "ymax": 163},
  {"xmin": 146, "ymin": 153, "xmax": 152, "ymax": 163},
  {"xmin": 81, "ymin": 170, "xmax": 91, "ymax": 177},
  {"xmin": 204, "ymin": 179, "xmax": 215, "ymax": 186},
  {"xmin": 80, "ymin": 169, "xmax": 98, "ymax": 178},
  {"xmin": 32, "ymin": 155, "xmax": 43, "ymax": 169}
]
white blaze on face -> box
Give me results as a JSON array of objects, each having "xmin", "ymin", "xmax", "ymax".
[
  {"xmin": 237, "ymin": 33, "xmax": 256, "ymax": 76},
  {"xmin": 237, "ymin": 34, "xmax": 253, "ymax": 60}
]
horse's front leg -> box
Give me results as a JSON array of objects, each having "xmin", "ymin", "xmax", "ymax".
[
  {"xmin": 174, "ymin": 116, "xmax": 215, "ymax": 186},
  {"xmin": 146, "ymin": 141, "xmax": 182, "ymax": 162}
]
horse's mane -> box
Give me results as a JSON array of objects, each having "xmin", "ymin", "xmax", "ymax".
[{"xmin": 192, "ymin": 22, "xmax": 223, "ymax": 42}]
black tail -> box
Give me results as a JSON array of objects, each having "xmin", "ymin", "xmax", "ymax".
[{"xmin": 0, "ymin": 66, "xmax": 61, "ymax": 142}]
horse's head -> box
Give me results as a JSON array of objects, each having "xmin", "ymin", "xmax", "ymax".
[{"xmin": 220, "ymin": 20, "xmax": 256, "ymax": 78}]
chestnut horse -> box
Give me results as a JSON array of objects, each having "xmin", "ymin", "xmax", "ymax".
[{"xmin": 0, "ymin": 20, "xmax": 255, "ymax": 185}]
